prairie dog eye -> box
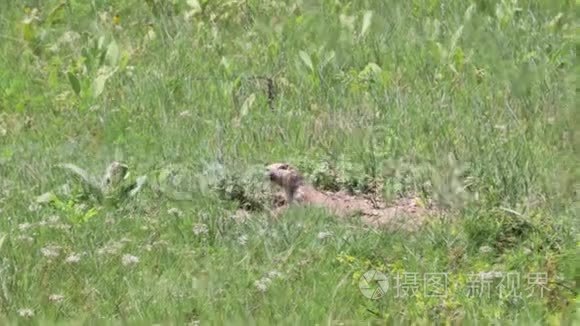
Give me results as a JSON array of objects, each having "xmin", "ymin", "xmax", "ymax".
[{"xmin": 279, "ymin": 163, "xmax": 289, "ymax": 170}]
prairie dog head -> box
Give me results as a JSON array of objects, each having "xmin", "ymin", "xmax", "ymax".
[
  {"xmin": 102, "ymin": 161, "xmax": 129, "ymax": 189},
  {"xmin": 265, "ymin": 162, "xmax": 304, "ymax": 203}
]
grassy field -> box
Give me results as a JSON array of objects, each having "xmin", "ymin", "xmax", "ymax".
[{"xmin": 0, "ymin": 0, "xmax": 577, "ymax": 324}]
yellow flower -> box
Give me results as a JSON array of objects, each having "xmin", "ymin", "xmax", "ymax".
[
  {"xmin": 336, "ymin": 252, "xmax": 357, "ymax": 265},
  {"xmin": 352, "ymin": 270, "xmax": 362, "ymax": 282},
  {"xmin": 391, "ymin": 260, "xmax": 404, "ymax": 273}
]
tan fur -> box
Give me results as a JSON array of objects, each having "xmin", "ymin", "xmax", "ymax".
[
  {"xmin": 265, "ymin": 162, "xmax": 438, "ymax": 231},
  {"xmin": 265, "ymin": 163, "xmax": 304, "ymax": 204},
  {"xmin": 265, "ymin": 162, "xmax": 357, "ymax": 215}
]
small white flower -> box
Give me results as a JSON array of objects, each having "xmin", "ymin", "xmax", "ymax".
[
  {"xmin": 479, "ymin": 245, "xmax": 493, "ymax": 254},
  {"xmin": 230, "ymin": 209, "xmax": 250, "ymax": 223},
  {"xmin": 479, "ymin": 271, "xmax": 503, "ymax": 280},
  {"xmin": 41, "ymin": 245, "xmax": 61, "ymax": 258},
  {"xmin": 50, "ymin": 223, "xmax": 72, "ymax": 231},
  {"xmin": 28, "ymin": 203, "xmax": 40, "ymax": 212},
  {"xmin": 16, "ymin": 235, "xmax": 34, "ymax": 244},
  {"xmin": 46, "ymin": 215, "xmax": 61, "ymax": 224},
  {"xmin": 143, "ymin": 240, "xmax": 168, "ymax": 252},
  {"xmin": 168, "ymin": 207, "xmax": 183, "ymax": 217},
  {"xmin": 298, "ymin": 258, "xmax": 311, "ymax": 267},
  {"xmin": 317, "ymin": 231, "xmax": 333, "ymax": 240},
  {"xmin": 254, "ymin": 278, "xmax": 271, "ymax": 292},
  {"xmin": 42, "ymin": 215, "xmax": 70, "ymax": 231},
  {"xmin": 237, "ymin": 235, "xmax": 248, "ymax": 246},
  {"xmin": 122, "ymin": 254, "xmax": 140, "ymax": 266},
  {"xmin": 267, "ymin": 270, "xmax": 282, "ymax": 279},
  {"xmin": 97, "ymin": 241, "xmax": 124, "ymax": 256},
  {"xmin": 18, "ymin": 223, "xmax": 33, "ymax": 231},
  {"xmin": 125, "ymin": 67, "xmax": 135, "ymax": 78},
  {"xmin": 59, "ymin": 31, "xmax": 80, "ymax": 45},
  {"xmin": 65, "ymin": 253, "xmax": 81, "ymax": 264},
  {"xmin": 193, "ymin": 223, "xmax": 209, "ymax": 236},
  {"xmin": 18, "ymin": 308, "xmax": 34, "ymax": 318},
  {"xmin": 48, "ymin": 294, "xmax": 65, "ymax": 303}
]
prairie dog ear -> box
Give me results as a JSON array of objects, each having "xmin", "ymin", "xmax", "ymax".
[{"xmin": 279, "ymin": 163, "xmax": 289, "ymax": 170}]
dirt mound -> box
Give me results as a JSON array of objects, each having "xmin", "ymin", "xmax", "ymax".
[{"xmin": 265, "ymin": 162, "xmax": 440, "ymax": 231}]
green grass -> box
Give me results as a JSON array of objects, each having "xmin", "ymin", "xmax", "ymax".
[{"xmin": 0, "ymin": 0, "xmax": 577, "ymax": 324}]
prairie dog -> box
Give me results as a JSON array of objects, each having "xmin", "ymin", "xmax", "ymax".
[
  {"xmin": 265, "ymin": 162, "xmax": 356, "ymax": 217},
  {"xmin": 265, "ymin": 162, "xmax": 434, "ymax": 230},
  {"xmin": 265, "ymin": 162, "xmax": 305, "ymax": 204}
]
